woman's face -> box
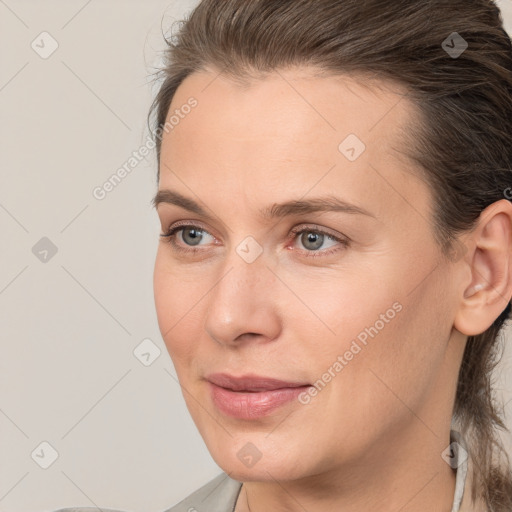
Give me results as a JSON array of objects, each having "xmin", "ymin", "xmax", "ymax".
[{"xmin": 153, "ymin": 67, "xmax": 464, "ymax": 482}]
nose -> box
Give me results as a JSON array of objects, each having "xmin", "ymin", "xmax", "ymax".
[{"xmin": 203, "ymin": 245, "xmax": 282, "ymax": 347}]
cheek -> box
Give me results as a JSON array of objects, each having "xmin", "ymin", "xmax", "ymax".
[
  {"xmin": 285, "ymin": 268, "xmax": 402, "ymax": 355},
  {"xmin": 295, "ymin": 263, "xmax": 449, "ymax": 412},
  {"xmin": 326, "ymin": 273, "xmax": 452, "ymax": 426},
  {"xmin": 153, "ymin": 251, "xmax": 206, "ymax": 363}
]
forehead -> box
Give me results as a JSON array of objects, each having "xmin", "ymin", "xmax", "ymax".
[
  {"xmin": 169, "ymin": 66, "xmax": 413, "ymax": 133},
  {"xmin": 158, "ymin": 66, "xmax": 428, "ymax": 223},
  {"xmin": 162, "ymin": 66, "xmax": 417, "ymax": 165}
]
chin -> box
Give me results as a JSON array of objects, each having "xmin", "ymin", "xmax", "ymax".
[
  {"xmin": 218, "ymin": 460, "xmax": 307, "ymax": 483},
  {"xmin": 207, "ymin": 437, "xmax": 313, "ymax": 483}
]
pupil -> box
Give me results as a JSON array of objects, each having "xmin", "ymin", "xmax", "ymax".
[
  {"xmin": 302, "ymin": 231, "xmax": 323, "ymax": 250},
  {"xmin": 184, "ymin": 228, "xmax": 202, "ymax": 246}
]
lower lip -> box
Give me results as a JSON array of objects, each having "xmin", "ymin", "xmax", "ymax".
[{"xmin": 208, "ymin": 382, "xmax": 311, "ymax": 419}]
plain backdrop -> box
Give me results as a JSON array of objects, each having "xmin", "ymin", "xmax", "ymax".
[{"xmin": 1, "ymin": 1, "xmax": 512, "ymax": 511}]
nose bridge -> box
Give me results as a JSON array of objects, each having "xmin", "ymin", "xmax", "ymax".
[
  {"xmin": 203, "ymin": 239, "xmax": 280, "ymax": 344},
  {"xmin": 210, "ymin": 240, "xmax": 269, "ymax": 315},
  {"xmin": 217, "ymin": 233, "xmax": 269, "ymax": 298}
]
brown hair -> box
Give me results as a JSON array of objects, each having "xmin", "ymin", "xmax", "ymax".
[{"xmin": 148, "ymin": 0, "xmax": 512, "ymax": 509}]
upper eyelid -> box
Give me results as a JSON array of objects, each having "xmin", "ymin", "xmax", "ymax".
[
  {"xmin": 163, "ymin": 222, "xmax": 348, "ymax": 245},
  {"xmin": 163, "ymin": 220, "xmax": 215, "ymax": 237},
  {"xmin": 289, "ymin": 223, "xmax": 346, "ymax": 239},
  {"xmin": 163, "ymin": 221, "xmax": 341, "ymax": 236}
]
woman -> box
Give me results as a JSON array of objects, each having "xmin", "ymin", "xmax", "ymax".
[{"xmin": 57, "ymin": 0, "xmax": 512, "ymax": 511}]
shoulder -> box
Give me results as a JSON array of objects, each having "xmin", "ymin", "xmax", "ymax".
[
  {"xmin": 52, "ymin": 473, "xmax": 243, "ymax": 512},
  {"xmin": 162, "ymin": 472, "xmax": 243, "ymax": 512}
]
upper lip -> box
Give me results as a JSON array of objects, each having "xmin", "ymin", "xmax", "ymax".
[{"xmin": 206, "ymin": 373, "xmax": 310, "ymax": 392}]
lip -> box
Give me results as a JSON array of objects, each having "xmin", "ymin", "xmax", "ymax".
[
  {"xmin": 206, "ymin": 373, "xmax": 312, "ymax": 420},
  {"xmin": 205, "ymin": 373, "xmax": 310, "ymax": 392}
]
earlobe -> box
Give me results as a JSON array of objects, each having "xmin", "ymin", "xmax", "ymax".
[{"xmin": 453, "ymin": 200, "xmax": 512, "ymax": 337}]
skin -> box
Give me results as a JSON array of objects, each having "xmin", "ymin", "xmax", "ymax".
[{"xmin": 152, "ymin": 66, "xmax": 512, "ymax": 512}]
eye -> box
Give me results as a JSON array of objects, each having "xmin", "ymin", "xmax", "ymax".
[
  {"xmin": 159, "ymin": 223, "xmax": 216, "ymax": 254},
  {"xmin": 288, "ymin": 225, "xmax": 350, "ymax": 258},
  {"xmin": 159, "ymin": 222, "xmax": 350, "ymax": 258}
]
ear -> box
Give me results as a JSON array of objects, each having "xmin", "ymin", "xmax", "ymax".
[{"xmin": 454, "ymin": 199, "xmax": 512, "ymax": 336}]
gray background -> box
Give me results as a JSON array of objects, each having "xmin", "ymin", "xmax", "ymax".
[{"xmin": 1, "ymin": 1, "xmax": 512, "ymax": 511}]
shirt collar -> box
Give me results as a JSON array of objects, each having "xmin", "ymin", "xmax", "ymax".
[{"xmin": 449, "ymin": 429, "xmax": 469, "ymax": 512}]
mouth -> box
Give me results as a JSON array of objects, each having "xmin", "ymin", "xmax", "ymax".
[
  {"xmin": 205, "ymin": 372, "xmax": 310, "ymax": 392},
  {"xmin": 205, "ymin": 373, "xmax": 312, "ymax": 420}
]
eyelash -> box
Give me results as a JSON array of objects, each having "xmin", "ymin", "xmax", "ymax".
[{"xmin": 159, "ymin": 221, "xmax": 350, "ymax": 258}]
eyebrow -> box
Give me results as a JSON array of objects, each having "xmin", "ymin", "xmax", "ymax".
[{"xmin": 151, "ymin": 189, "xmax": 376, "ymax": 221}]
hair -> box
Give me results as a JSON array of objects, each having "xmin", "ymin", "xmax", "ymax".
[{"xmin": 148, "ymin": 0, "xmax": 512, "ymax": 509}]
